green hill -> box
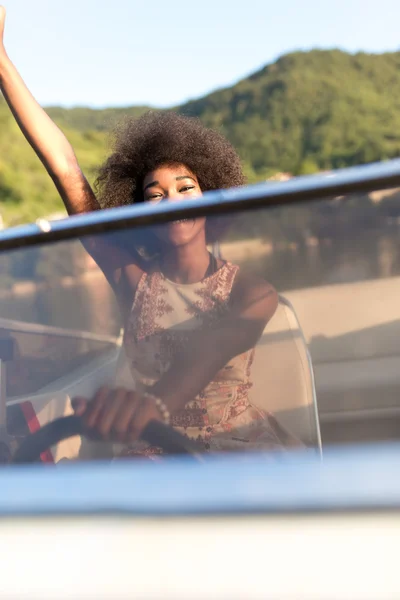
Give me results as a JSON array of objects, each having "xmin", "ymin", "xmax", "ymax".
[
  {"xmin": 1, "ymin": 48, "xmax": 400, "ymax": 225},
  {"xmin": 180, "ymin": 49, "xmax": 400, "ymax": 177},
  {"xmin": 45, "ymin": 105, "xmax": 151, "ymax": 133}
]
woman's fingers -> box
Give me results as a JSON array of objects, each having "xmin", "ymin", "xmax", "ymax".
[
  {"xmin": 71, "ymin": 387, "xmax": 163, "ymax": 443},
  {"xmin": 113, "ymin": 391, "xmax": 142, "ymax": 442},
  {"xmin": 0, "ymin": 7, "xmax": 6, "ymax": 41},
  {"xmin": 83, "ymin": 386, "xmax": 112, "ymax": 429},
  {"xmin": 71, "ymin": 397, "xmax": 88, "ymax": 417},
  {"xmin": 95, "ymin": 388, "xmax": 132, "ymax": 439}
]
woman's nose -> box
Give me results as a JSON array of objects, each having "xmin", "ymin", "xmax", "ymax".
[{"xmin": 162, "ymin": 193, "xmax": 181, "ymax": 203}]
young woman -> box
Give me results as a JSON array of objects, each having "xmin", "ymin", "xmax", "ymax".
[{"xmin": 0, "ymin": 7, "xmax": 300, "ymax": 455}]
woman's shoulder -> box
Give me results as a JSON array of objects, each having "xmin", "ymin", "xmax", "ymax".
[
  {"xmin": 230, "ymin": 264, "xmax": 276, "ymax": 293},
  {"xmin": 230, "ymin": 267, "xmax": 278, "ymax": 317}
]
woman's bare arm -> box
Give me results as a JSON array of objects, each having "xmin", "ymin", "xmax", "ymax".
[
  {"xmin": 0, "ymin": 6, "xmax": 99, "ymax": 216},
  {"xmin": 0, "ymin": 6, "xmax": 145, "ymax": 304},
  {"xmin": 150, "ymin": 273, "xmax": 279, "ymax": 411}
]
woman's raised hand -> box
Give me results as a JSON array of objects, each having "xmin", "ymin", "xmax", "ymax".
[{"xmin": 0, "ymin": 7, "xmax": 6, "ymax": 58}]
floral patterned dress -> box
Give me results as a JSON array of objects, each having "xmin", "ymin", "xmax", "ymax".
[{"xmin": 120, "ymin": 262, "xmax": 298, "ymax": 456}]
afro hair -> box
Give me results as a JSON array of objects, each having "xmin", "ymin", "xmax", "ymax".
[{"xmin": 95, "ymin": 110, "xmax": 246, "ymax": 208}]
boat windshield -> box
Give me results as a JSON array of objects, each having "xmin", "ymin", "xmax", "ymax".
[{"xmin": 1, "ymin": 181, "xmax": 399, "ymax": 463}]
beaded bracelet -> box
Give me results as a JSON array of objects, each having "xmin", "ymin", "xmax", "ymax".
[{"xmin": 143, "ymin": 392, "xmax": 171, "ymax": 426}]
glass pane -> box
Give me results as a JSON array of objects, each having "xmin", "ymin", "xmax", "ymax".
[
  {"xmin": 0, "ymin": 238, "xmax": 120, "ymax": 401},
  {"xmin": 221, "ymin": 186, "xmax": 400, "ymax": 447},
  {"xmin": 0, "ymin": 185, "xmax": 399, "ymax": 463}
]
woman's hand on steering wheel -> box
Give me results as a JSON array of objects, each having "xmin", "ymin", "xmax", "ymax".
[
  {"xmin": 13, "ymin": 388, "xmax": 200, "ymax": 464},
  {"xmin": 71, "ymin": 387, "xmax": 163, "ymax": 444}
]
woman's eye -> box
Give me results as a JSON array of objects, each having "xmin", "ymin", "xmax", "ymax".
[
  {"xmin": 180, "ymin": 186, "xmax": 195, "ymax": 193},
  {"xmin": 147, "ymin": 194, "xmax": 162, "ymax": 202}
]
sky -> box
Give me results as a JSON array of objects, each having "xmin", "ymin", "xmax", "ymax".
[{"xmin": 3, "ymin": 0, "xmax": 400, "ymax": 108}]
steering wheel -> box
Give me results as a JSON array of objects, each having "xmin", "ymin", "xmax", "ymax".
[{"xmin": 12, "ymin": 416, "xmax": 202, "ymax": 464}]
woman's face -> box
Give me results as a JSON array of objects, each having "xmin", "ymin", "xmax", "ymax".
[{"xmin": 142, "ymin": 164, "xmax": 206, "ymax": 248}]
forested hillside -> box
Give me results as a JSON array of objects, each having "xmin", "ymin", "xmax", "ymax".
[{"xmin": 1, "ymin": 49, "xmax": 400, "ymax": 225}]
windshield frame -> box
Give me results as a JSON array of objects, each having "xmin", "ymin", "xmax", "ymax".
[
  {"xmin": 0, "ymin": 159, "xmax": 399, "ymax": 252},
  {"xmin": 1, "ymin": 443, "xmax": 400, "ymax": 517}
]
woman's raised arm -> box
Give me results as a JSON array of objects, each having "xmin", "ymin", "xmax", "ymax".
[{"xmin": 0, "ymin": 6, "xmax": 100, "ymax": 215}]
